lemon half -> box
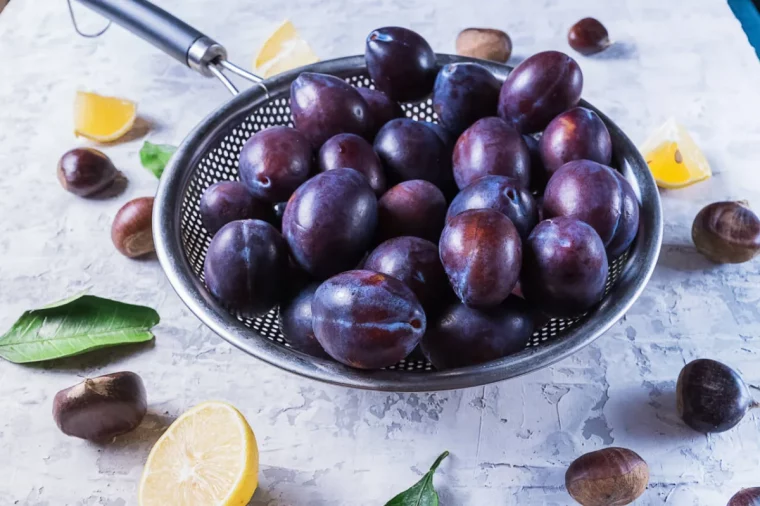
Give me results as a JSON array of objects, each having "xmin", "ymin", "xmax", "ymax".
[{"xmin": 138, "ymin": 401, "xmax": 259, "ymax": 506}]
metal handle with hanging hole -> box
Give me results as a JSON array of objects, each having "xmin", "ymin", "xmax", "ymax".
[{"xmin": 72, "ymin": 0, "xmax": 267, "ymax": 95}]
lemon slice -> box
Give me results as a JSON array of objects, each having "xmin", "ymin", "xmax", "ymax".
[
  {"xmin": 138, "ymin": 401, "xmax": 259, "ymax": 506},
  {"xmin": 74, "ymin": 91, "xmax": 137, "ymax": 142},
  {"xmin": 640, "ymin": 117, "xmax": 711, "ymax": 189},
  {"xmin": 253, "ymin": 20, "xmax": 318, "ymax": 77}
]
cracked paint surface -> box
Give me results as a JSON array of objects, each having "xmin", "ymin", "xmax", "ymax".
[{"xmin": 1, "ymin": 0, "xmax": 760, "ymax": 504}]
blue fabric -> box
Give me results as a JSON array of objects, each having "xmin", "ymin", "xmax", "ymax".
[{"xmin": 729, "ymin": 0, "xmax": 760, "ymax": 58}]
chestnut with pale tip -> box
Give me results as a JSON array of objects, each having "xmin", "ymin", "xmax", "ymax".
[
  {"xmin": 692, "ymin": 201, "xmax": 760, "ymax": 264},
  {"xmin": 112, "ymin": 197, "xmax": 155, "ymax": 258},
  {"xmin": 53, "ymin": 371, "xmax": 147, "ymax": 442},
  {"xmin": 565, "ymin": 447, "xmax": 649, "ymax": 506}
]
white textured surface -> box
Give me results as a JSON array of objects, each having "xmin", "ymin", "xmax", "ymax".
[{"xmin": 1, "ymin": 0, "xmax": 760, "ymax": 504}]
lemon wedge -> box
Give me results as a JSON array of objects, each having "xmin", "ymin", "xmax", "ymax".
[
  {"xmin": 640, "ymin": 117, "xmax": 711, "ymax": 189},
  {"xmin": 138, "ymin": 401, "xmax": 259, "ymax": 506},
  {"xmin": 253, "ymin": 20, "xmax": 318, "ymax": 77},
  {"xmin": 74, "ymin": 91, "xmax": 137, "ymax": 142}
]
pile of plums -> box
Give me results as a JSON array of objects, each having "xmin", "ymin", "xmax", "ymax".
[{"xmin": 199, "ymin": 26, "xmax": 641, "ymax": 372}]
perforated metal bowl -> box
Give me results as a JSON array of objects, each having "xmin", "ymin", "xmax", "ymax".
[{"xmin": 153, "ymin": 54, "xmax": 662, "ymax": 391}]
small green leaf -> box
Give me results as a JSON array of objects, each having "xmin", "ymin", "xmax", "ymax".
[
  {"xmin": 385, "ymin": 451, "xmax": 449, "ymax": 506},
  {"xmin": 139, "ymin": 141, "xmax": 177, "ymax": 178},
  {"xmin": 0, "ymin": 294, "xmax": 159, "ymax": 364}
]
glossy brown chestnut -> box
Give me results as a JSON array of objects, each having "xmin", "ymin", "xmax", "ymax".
[
  {"xmin": 692, "ymin": 201, "xmax": 760, "ymax": 264},
  {"xmin": 57, "ymin": 148, "xmax": 118, "ymax": 197},
  {"xmin": 728, "ymin": 488, "xmax": 760, "ymax": 506},
  {"xmin": 677, "ymin": 358, "xmax": 758, "ymax": 433},
  {"xmin": 455, "ymin": 28, "xmax": 512, "ymax": 63},
  {"xmin": 53, "ymin": 371, "xmax": 147, "ymax": 442},
  {"xmin": 111, "ymin": 197, "xmax": 155, "ymax": 258},
  {"xmin": 568, "ymin": 18, "xmax": 612, "ymax": 56},
  {"xmin": 565, "ymin": 447, "xmax": 649, "ymax": 506}
]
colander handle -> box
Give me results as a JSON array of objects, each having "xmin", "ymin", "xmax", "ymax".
[{"xmin": 74, "ymin": 0, "xmax": 227, "ymax": 78}]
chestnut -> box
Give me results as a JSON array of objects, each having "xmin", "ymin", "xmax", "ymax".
[
  {"xmin": 112, "ymin": 197, "xmax": 155, "ymax": 258},
  {"xmin": 568, "ymin": 18, "xmax": 611, "ymax": 56},
  {"xmin": 565, "ymin": 447, "xmax": 649, "ymax": 506},
  {"xmin": 52, "ymin": 371, "xmax": 147, "ymax": 442},
  {"xmin": 57, "ymin": 148, "xmax": 119, "ymax": 197},
  {"xmin": 677, "ymin": 358, "xmax": 758, "ymax": 433},
  {"xmin": 728, "ymin": 488, "xmax": 760, "ymax": 506},
  {"xmin": 455, "ymin": 28, "xmax": 512, "ymax": 63},
  {"xmin": 692, "ymin": 201, "xmax": 760, "ymax": 264}
]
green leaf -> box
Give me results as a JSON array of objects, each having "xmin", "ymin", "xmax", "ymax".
[
  {"xmin": 0, "ymin": 294, "xmax": 159, "ymax": 364},
  {"xmin": 385, "ymin": 451, "xmax": 449, "ymax": 506},
  {"xmin": 139, "ymin": 141, "xmax": 177, "ymax": 178}
]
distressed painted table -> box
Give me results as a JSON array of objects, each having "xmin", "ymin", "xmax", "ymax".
[{"xmin": 1, "ymin": 0, "xmax": 759, "ymax": 504}]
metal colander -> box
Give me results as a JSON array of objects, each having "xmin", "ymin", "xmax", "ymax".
[{"xmin": 77, "ymin": 0, "xmax": 663, "ymax": 391}]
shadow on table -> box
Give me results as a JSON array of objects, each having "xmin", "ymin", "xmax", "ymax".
[
  {"xmin": 104, "ymin": 410, "xmax": 174, "ymax": 451},
  {"xmin": 613, "ymin": 384, "xmax": 694, "ymax": 445},
  {"xmin": 594, "ymin": 40, "xmax": 638, "ymax": 60},
  {"xmin": 249, "ymin": 488, "xmax": 311, "ymax": 506},
  {"xmin": 657, "ymin": 242, "xmax": 717, "ymax": 273}
]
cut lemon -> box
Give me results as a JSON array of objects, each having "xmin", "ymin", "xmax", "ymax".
[
  {"xmin": 253, "ymin": 20, "xmax": 318, "ymax": 77},
  {"xmin": 138, "ymin": 401, "xmax": 259, "ymax": 506},
  {"xmin": 74, "ymin": 91, "xmax": 137, "ymax": 142},
  {"xmin": 640, "ymin": 117, "xmax": 711, "ymax": 189}
]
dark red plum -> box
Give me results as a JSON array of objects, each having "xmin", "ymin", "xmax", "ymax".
[
  {"xmin": 498, "ymin": 51, "xmax": 583, "ymax": 133},
  {"xmin": 607, "ymin": 171, "xmax": 641, "ymax": 257},
  {"xmin": 523, "ymin": 134, "xmax": 549, "ymax": 193},
  {"xmin": 203, "ymin": 219, "xmax": 289, "ymax": 317},
  {"xmin": 432, "ymin": 63, "xmax": 501, "ymax": 136},
  {"xmin": 539, "ymin": 107, "xmax": 612, "ymax": 175},
  {"xmin": 453, "ymin": 117, "xmax": 531, "ymax": 189},
  {"xmin": 282, "ymin": 168, "xmax": 378, "ymax": 279},
  {"xmin": 278, "ymin": 282, "xmax": 329, "ymax": 359},
  {"xmin": 374, "ymin": 118, "xmax": 450, "ymax": 187},
  {"xmin": 446, "ymin": 176, "xmax": 538, "ymax": 240},
  {"xmin": 424, "ymin": 122, "xmax": 458, "ymax": 197},
  {"xmin": 421, "ymin": 296, "xmax": 535, "ymax": 369},
  {"xmin": 543, "ymin": 160, "xmax": 639, "ymax": 255},
  {"xmin": 356, "ymin": 87, "xmax": 404, "ymax": 138},
  {"xmin": 312, "ymin": 270, "xmax": 426, "ymax": 369},
  {"xmin": 318, "ymin": 133, "xmax": 387, "ymax": 196},
  {"xmin": 290, "ymin": 72, "xmax": 371, "ymax": 147},
  {"xmin": 364, "ymin": 236, "xmax": 447, "ymax": 310},
  {"xmin": 521, "ymin": 217, "xmax": 608, "ymax": 317},
  {"xmin": 426, "ymin": 122, "xmax": 455, "ymax": 150},
  {"xmin": 377, "ymin": 180, "xmax": 447, "ymax": 242},
  {"xmin": 365, "ymin": 27, "xmax": 437, "ymax": 102},
  {"xmin": 440, "ymin": 209, "xmax": 522, "ymax": 308},
  {"xmin": 239, "ymin": 126, "xmax": 313, "ymax": 203},
  {"xmin": 200, "ymin": 181, "xmax": 274, "ymax": 235}
]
